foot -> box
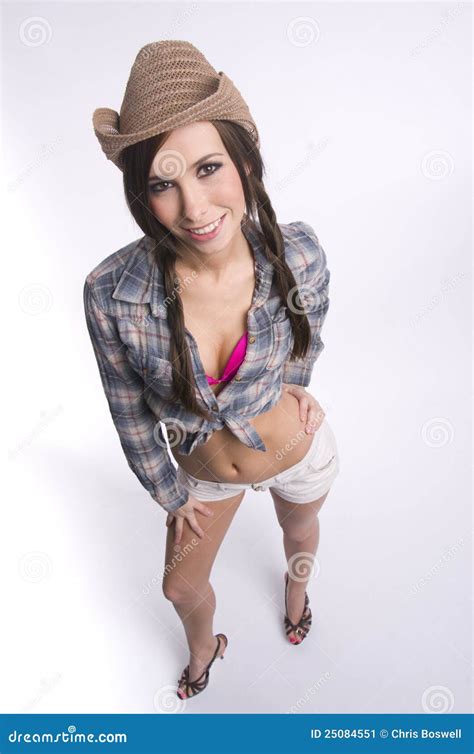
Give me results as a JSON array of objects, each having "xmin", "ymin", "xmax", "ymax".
[
  {"xmin": 177, "ymin": 635, "xmax": 226, "ymax": 699},
  {"xmin": 285, "ymin": 574, "xmax": 311, "ymax": 644}
]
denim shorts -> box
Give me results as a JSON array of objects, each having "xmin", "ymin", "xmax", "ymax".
[{"xmin": 176, "ymin": 417, "xmax": 340, "ymax": 504}]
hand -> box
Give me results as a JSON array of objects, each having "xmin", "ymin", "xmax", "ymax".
[
  {"xmin": 165, "ymin": 494, "xmax": 214, "ymax": 545},
  {"xmin": 282, "ymin": 383, "xmax": 326, "ymax": 433}
]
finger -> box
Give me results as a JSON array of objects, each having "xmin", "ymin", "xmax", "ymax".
[
  {"xmin": 190, "ymin": 516, "xmax": 204, "ymax": 539},
  {"xmin": 198, "ymin": 504, "xmax": 214, "ymax": 517},
  {"xmin": 306, "ymin": 405, "xmax": 324, "ymax": 432},
  {"xmin": 297, "ymin": 395, "xmax": 309, "ymax": 422},
  {"xmin": 174, "ymin": 518, "xmax": 183, "ymax": 545}
]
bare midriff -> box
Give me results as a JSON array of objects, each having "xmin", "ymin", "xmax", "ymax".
[
  {"xmin": 170, "ymin": 230, "xmax": 325, "ymax": 484},
  {"xmin": 170, "ymin": 388, "xmax": 325, "ymax": 483}
]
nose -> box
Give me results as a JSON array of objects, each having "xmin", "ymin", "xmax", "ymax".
[{"xmin": 179, "ymin": 182, "xmax": 209, "ymax": 226}]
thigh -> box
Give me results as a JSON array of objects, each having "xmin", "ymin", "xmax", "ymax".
[
  {"xmin": 270, "ymin": 488, "xmax": 330, "ymax": 536},
  {"xmin": 163, "ymin": 490, "xmax": 245, "ymax": 594}
]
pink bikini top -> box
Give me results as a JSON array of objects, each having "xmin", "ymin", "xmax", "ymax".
[{"xmin": 206, "ymin": 331, "xmax": 248, "ymax": 385}]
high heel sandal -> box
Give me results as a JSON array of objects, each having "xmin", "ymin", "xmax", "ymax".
[
  {"xmin": 176, "ymin": 633, "xmax": 228, "ymax": 700},
  {"xmin": 283, "ymin": 571, "xmax": 312, "ymax": 644}
]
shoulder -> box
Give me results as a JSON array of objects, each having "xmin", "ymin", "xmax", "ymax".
[
  {"xmin": 279, "ymin": 220, "xmax": 327, "ymax": 280},
  {"xmin": 83, "ymin": 236, "xmax": 145, "ymax": 313}
]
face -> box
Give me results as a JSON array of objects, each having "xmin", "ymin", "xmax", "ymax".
[{"xmin": 147, "ymin": 121, "xmax": 248, "ymax": 256}]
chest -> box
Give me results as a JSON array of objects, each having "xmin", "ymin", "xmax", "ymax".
[{"xmin": 178, "ymin": 268, "xmax": 255, "ymax": 394}]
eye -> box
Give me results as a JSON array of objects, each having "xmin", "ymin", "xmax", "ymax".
[{"xmin": 149, "ymin": 162, "xmax": 222, "ymax": 195}]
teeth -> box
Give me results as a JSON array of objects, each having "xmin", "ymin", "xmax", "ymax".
[{"xmin": 189, "ymin": 216, "xmax": 222, "ymax": 234}]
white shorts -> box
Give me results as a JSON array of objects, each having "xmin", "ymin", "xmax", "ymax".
[{"xmin": 176, "ymin": 417, "xmax": 340, "ymax": 504}]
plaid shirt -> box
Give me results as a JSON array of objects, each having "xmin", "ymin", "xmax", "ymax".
[{"xmin": 83, "ymin": 220, "xmax": 330, "ymax": 512}]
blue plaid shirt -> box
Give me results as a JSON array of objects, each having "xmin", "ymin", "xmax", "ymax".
[{"xmin": 83, "ymin": 221, "xmax": 330, "ymax": 512}]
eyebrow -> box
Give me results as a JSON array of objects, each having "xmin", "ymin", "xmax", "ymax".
[{"xmin": 148, "ymin": 152, "xmax": 224, "ymax": 182}]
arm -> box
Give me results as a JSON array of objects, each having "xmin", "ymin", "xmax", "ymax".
[
  {"xmin": 282, "ymin": 222, "xmax": 330, "ymax": 387},
  {"xmin": 83, "ymin": 279, "xmax": 189, "ymax": 513}
]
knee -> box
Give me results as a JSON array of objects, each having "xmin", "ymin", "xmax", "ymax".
[
  {"xmin": 162, "ymin": 579, "xmax": 192, "ymax": 603},
  {"xmin": 162, "ymin": 577, "xmax": 207, "ymax": 605},
  {"xmin": 280, "ymin": 516, "xmax": 318, "ymax": 543}
]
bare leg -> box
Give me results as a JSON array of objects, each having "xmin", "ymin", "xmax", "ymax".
[
  {"xmin": 271, "ymin": 489, "xmax": 329, "ymax": 641},
  {"xmin": 162, "ymin": 490, "xmax": 245, "ymax": 695}
]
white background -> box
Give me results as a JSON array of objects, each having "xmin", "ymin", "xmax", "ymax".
[{"xmin": 2, "ymin": 1, "xmax": 471, "ymax": 714}]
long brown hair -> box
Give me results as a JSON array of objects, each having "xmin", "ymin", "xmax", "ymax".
[{"xmin": 121, "ymin": 120, "xmax": 311, "ymax": 420}]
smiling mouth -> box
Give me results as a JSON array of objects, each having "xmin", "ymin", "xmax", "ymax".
[{"xmin": 182, "ymin": 214, "xmax": 226, "ymax": 233}]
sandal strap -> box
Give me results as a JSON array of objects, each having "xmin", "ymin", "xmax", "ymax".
[{"xmin": 178, "ymin": 634, "xmax": 227, "ymax": 697}]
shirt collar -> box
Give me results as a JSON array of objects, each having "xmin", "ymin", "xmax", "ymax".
[{"xmin": 111, "ymin": 220, "xmax": 274, "ymax": 318}]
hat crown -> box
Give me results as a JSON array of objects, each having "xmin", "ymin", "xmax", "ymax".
[
  {"xmin": 120, "ymin": 40, "xmax": 219, "ymax": 135},
  {"xmin": 92, "ymin": 39, "xmax": 260, "ymax": 170}
]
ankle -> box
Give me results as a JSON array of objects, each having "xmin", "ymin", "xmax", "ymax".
[{"xmin": 189, "ymin": 637, "xmax": 217, "ymax": 662}]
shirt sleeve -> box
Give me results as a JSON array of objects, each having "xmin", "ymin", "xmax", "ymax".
[
  {"xmin": 83, "ymin": 278, "xmax": 189, "ymax": 513},
  {"xmin": 282, "ymin": 222, "xmax": 330, "ymax": 387}
]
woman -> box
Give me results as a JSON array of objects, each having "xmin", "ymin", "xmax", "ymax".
[{"xmin": 85, "ymin": 40, "xmax": 340, "ymax": 701}]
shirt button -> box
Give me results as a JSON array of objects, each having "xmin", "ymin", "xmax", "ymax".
[
  {"xmin": 235, "ymin": 375, "xmax": 241, "ymax": 381},
  {"xmin": 248, "ymin": 336, "xmax": 255, "ymax": 344},
  {"xmin": 211, "ymin": 405, "xmax": 219, "ymax": 411}
]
